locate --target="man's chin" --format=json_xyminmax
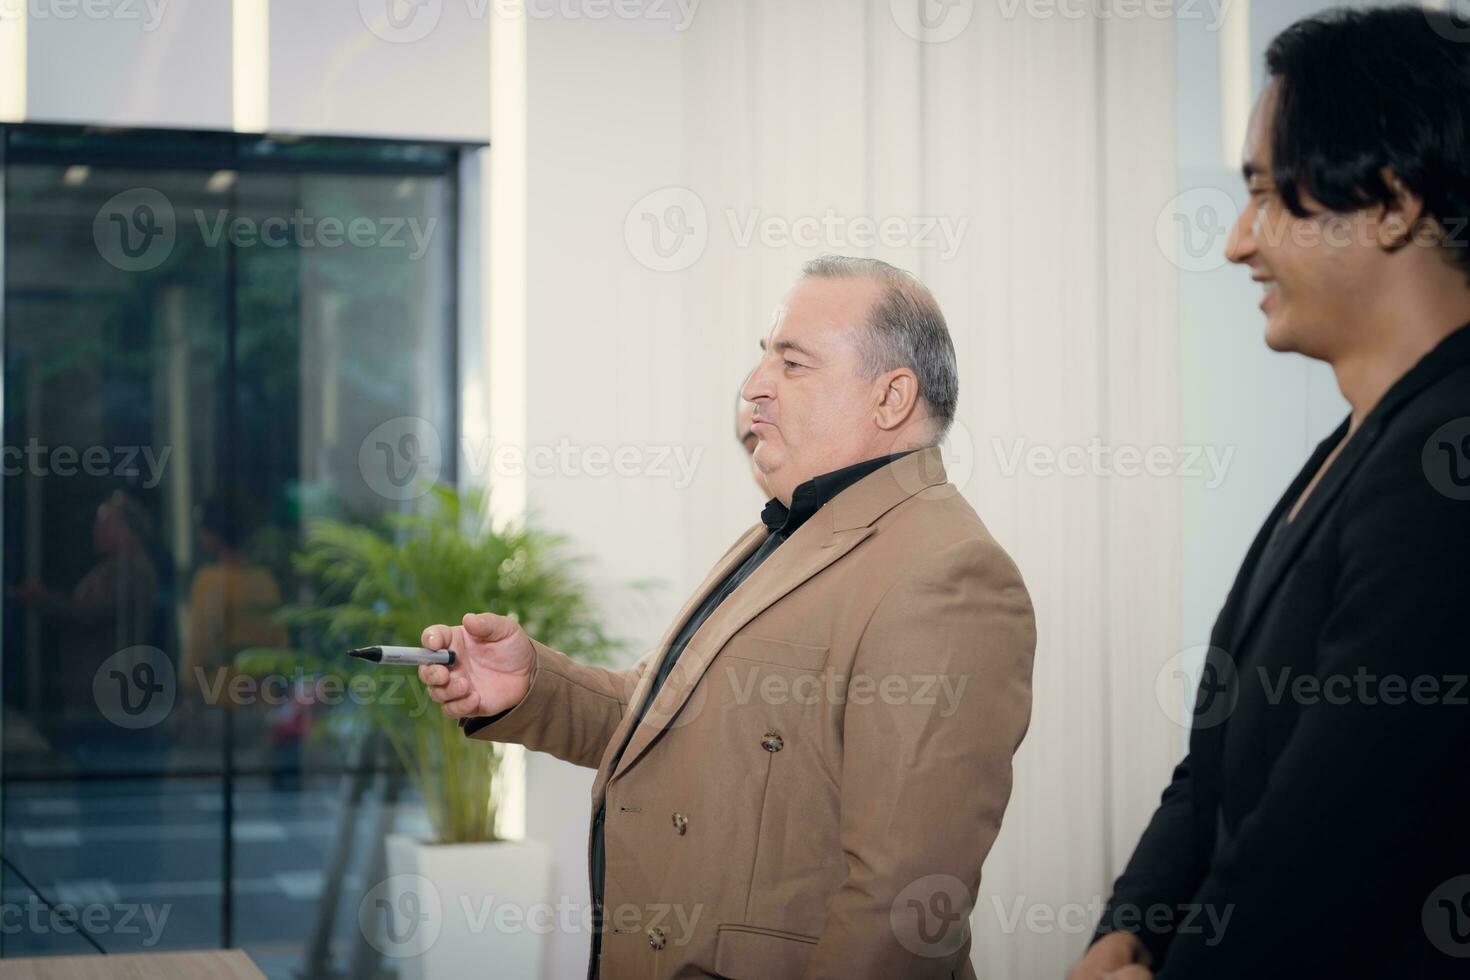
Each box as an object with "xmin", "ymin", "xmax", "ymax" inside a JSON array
[{"xmin": 1263, "ymin": 314, "xmax": 1296, "ymax": 354}]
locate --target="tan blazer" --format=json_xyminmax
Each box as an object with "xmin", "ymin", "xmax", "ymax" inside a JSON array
[{"xmin": 467, "ymin": 446, "xmax": 1036, "ymax": 979}]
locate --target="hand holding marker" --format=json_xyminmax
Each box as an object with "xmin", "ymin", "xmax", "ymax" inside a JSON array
[{"xmin": 348, "ymin": 645, "xmax": 456, "ymax": 667}]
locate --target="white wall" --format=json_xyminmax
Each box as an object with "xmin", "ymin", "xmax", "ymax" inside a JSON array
[
  {"xmin": 1175, "ymin": 0, "xmax": 1362, "ymax": 688},
  {"xmin": 6, "ymin": 0, "xmax": 490, "ymax": 140}
]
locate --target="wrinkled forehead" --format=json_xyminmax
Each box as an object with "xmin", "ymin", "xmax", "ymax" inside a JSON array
[{"xmin": 762, "ymin": 277, "xmax": 881, "ymax": 358}]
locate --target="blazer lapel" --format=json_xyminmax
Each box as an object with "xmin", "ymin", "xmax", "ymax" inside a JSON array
[
  {"xmin": 1227, "ymin": 321, "xmax": 1470, "ymax": 650},
  {"xmin": 1225, "ymin": 419, "xmax": 1355, "ymax": 650},
  {"xmin": 589, "ymin": 523, "xmax": 767, "ymax": 798},
  {"xmin": 605, "ymin": 446, "xmax": 948, "ymax": 784}
]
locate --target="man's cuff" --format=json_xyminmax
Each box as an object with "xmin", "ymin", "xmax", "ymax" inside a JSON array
[
  {"xmin": 461, "ymin": 707, "xmax": 513, "ymax": 737},
  {"xmin": 455, "ymin": 647, "xmax": 545, "ymax": 740},
  {"xmin": 1092, "ymin": 905, "xmax": 1170, "ymax": 970}
]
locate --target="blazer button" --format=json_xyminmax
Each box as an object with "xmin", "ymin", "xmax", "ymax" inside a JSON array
[
  {"xmin": 648, "ymin": 926, "xmax": 667, "ymax": 950},
  {"xmin": 761, "ymin": 731, "xmax": 784, "ymax": 753},
  {"xmin": 671, "ymin": 812, "xmax": 688, "ymax": 835}
]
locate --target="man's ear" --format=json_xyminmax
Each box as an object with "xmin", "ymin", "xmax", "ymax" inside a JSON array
[
  {"xmin": 1376, "ymin": 167, "xmax": 1427, "ymax": 252},
  {"xmin": 873, "ymin": 369, "xmax": 921, "ymax": 432}
]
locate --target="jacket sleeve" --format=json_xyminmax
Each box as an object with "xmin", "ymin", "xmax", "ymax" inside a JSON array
[
  {"xmin": 458, "ymin": 638, "xmax": 657, "ymax": 770},
  {"xmin": 1091, "ymin": 754, "xmax": 1211, "ymax": 966},
  {"xmin": 1156, "ymin": 429, "xmax": 1470, "ymax": 976},
  {"xmin": 802, "ymin": 536, "xmax": 1036, "ymax": 980}
]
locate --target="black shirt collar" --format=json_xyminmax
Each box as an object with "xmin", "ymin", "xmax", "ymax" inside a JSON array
[{"xmin": 759, "ymin": 449, "xmax": 918, "ymax": 537}]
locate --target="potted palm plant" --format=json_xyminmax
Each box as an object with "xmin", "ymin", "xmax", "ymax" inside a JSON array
[{"xmin": 239, "ymin": 485, "xmax": 620, "ymax": 979}]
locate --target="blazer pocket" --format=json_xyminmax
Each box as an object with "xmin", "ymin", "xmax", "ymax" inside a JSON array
[
  {"xmin": 714, "ymin": 923, "xmax": 819, "ymax": 979},
  {"xmin": 720, "ymin": 634, "xmax": 829, "ymax": 671}
]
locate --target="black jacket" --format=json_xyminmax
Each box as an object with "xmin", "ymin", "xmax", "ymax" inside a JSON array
[{"xmin": 1097, "ymin": 322, "xmax": 1470, "ymax": 977}]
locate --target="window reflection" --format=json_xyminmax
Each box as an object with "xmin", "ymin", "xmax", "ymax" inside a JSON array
[{"xmin": 1, "ymin": 129, "xmax": 457, "ymax": 975}]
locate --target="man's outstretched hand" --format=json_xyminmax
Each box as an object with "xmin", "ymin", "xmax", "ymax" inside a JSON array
[{"xmin": 418, "ymin": 612, "xmax": 535, "ymax": 719}]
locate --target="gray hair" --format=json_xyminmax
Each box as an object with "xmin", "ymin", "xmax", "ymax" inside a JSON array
[{"xmin": 800, "ymin": 255, "xmax": 958, "ymax": 442}]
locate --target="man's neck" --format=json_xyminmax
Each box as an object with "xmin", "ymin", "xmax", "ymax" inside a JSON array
[
  {"xmin": 771, "ymin": 434, "xmax": 932, "ymax": 508},
  {"xmin": 1330, "ymin": 292, "xmax": 1470, "ymax": 433}
]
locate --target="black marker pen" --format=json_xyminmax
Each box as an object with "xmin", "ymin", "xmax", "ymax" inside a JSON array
[{"xmin": 347, "ymin": 645, "xmax": 456, "ymax": 667}]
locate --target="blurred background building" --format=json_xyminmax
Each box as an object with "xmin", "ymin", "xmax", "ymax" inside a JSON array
[{"xmin": 0, "ymin": 0, "xmax": 1385, "ymax": 976}]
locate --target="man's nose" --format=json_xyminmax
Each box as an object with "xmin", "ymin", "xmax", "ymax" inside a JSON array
[
  {"xmin": 1225, "ymin": 200, "xmax": 1256, "ymax": 265},
  {"xmin": 741, "ymin": 360, "xmax": 774, "ymax": 403}
]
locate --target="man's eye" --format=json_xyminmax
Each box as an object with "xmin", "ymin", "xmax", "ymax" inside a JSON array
[{"xmin": 783, "ymin": 359, "xmax": 802, "ymax": 369}]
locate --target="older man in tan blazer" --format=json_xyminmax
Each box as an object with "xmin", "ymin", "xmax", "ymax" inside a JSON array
[{"xmin": 420, "ymin": 256, "xmax": 1035, "ymax": 980}]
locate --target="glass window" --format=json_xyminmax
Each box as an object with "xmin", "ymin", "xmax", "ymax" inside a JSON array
[{"xmin": 1, "ymin": 127, "xmax": 458, "ymax": 976}]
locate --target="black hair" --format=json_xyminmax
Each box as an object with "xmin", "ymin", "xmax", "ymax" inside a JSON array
[{"xmin": 1264, "ymin": 6, "xmax": 1470, "ymax": 284}]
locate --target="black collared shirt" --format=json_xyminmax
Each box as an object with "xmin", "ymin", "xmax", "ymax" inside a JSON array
[{"xmin": 588, "ymin": 448, "xmax": 916, "ymax": 974}]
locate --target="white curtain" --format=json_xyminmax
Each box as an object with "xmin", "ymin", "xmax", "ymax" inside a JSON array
[
  {"xmin": 513, "ymin": 2, "xmax": 1182, "ymax": 975},
  {"xmin": 674, "ymin": 3, "xmax": 1181, "ymax": 975}
]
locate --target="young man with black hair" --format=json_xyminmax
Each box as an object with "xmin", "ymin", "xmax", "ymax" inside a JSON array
[{"xmin": 1073, "ymin": 6, "xmax": 1470, "ymax": 978}]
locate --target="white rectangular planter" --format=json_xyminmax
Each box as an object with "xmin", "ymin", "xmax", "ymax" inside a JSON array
[{"xmin": 375, "ymin": 834, "xmax": 553, "ymax": 980}]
